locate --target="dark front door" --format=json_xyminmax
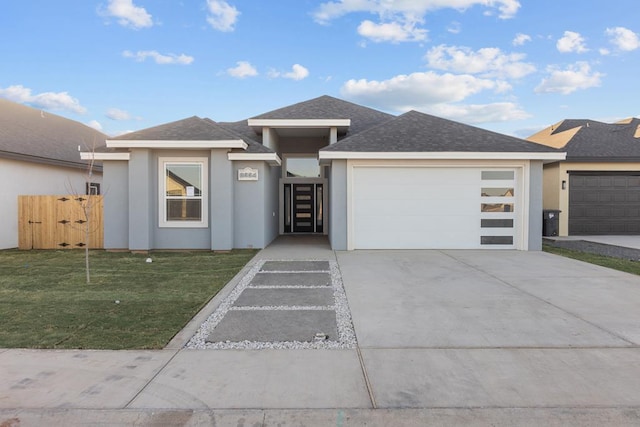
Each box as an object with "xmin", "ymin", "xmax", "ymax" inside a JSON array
[{"xmin": 284, "ymin": 183, "xmax": 323, "ymax": 233}]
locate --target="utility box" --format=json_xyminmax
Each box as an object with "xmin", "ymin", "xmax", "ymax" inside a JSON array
[{"xmin": 542, "ymin": 209, "xmax": 561, "ymax": 237}]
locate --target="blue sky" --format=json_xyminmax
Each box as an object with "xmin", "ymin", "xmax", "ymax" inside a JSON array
[{"xmin": 1, "ymin": 0, "xmax": 639, "ymax": 138}]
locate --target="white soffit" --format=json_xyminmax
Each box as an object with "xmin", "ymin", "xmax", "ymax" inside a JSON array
[
  {"xmin": 106, "ymin": 140, "xmax": 248, "ymax": 149},
  {"xmin": 248, "ymin": 119, "xmax": 351, "ymax": 133},
  {"xmin": 80, "ymin": 152, "xmax": 130, "ymax": 160},
  {"xmin": 318, "ymin": 151, "xmax": 566, "ymax": 161},
  {"xmin": 228, "ymin": 152, "xmax": 282, "ymax": 166}
]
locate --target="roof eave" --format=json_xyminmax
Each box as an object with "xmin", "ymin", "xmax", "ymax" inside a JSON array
[
  {"xmin": 81, "ymin": 152, "xmax": 131, "ymax": 161},
  {"xmin": 318, "ymin": 151, "xmax": 566, "ymax": 161},
  {"xmin": 106, "ymin": 139, "xmax": 248, "ymax": 150},
  {"xmin": 0, "ymin": 150, "xmax": 103, "ymax": 172},
  {"xmin": 227, "ymin": 152, "xmax": 282, "ymax": 166}
]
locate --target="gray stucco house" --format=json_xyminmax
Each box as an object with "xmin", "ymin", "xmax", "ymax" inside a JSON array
[{"xmin": 86, "ymin": 96, "xmax": 564, "ymax": 251}]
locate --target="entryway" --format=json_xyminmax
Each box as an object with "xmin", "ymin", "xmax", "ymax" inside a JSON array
[{"xmin": 283, "ymin": 183, "xmax": 324, "ymax": 233}]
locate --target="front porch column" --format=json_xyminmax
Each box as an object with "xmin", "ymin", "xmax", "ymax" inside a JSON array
[
  {"xmin": 330, "ymin": 127, "xmax": 338, "ymax": 144},
  {"xmin": 210, "ymin": 149, "xmax": 234, "ymax": 250}
]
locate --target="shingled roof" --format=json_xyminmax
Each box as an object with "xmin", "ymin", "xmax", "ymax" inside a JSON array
[
  {"xmin": 527, "ymin": 118, "xmax": 640, "ymax": 161},
  {"xmin": 0, "ymin": 98, "xmax": 107, "ymax": 169},
  {"xmin": 322, "ymin": 110, "xmax": 561, "ymax": 153},
  {"xmin": 112, "ymin": 116, "xmax": 273, "ymax": 153},
  {"xmin": 246, "ymin": 95, "xmax": 394, "ymax": 138}
]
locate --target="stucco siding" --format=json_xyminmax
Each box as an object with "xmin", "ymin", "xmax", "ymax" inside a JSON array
[
  {"xmin": 233, "ymin": 161, "xmax": 265, "ymax": 249},
  {"xmin": 542, "ymin": 162, "xmax": 561, "ymax": 211},
  {"xmin": 128, "ymin": 149, "xmax": 153, "ymax": 250},
  {"xmin": 210, "ymin": 149, "xmax": 234, "ymax": 250},
  {"xmin": 0, "ymin": 158, "xmax": 99, "ymax": 249},
  {"xmin": 329, "ymin": 160, "xmax": 348, "ymax": 250},
  {"xmin": 528, "ymin": 160, "xmax": 543, "ymax": 250},
  {"xmin": 264, "ymin": 163, "xmax": 280, "ymax": 247},
  {"xmin": 103, "ymin": 161, "xmax": 129, "ymax": 249}
]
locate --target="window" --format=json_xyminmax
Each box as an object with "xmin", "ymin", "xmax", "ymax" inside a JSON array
[
  {"xmin": 286, "ymin": 157, "xmax": 320, "ymax": 178},
  {"xmin": 86, "ymin": 182, "xmax": 100, "ymax": 195},
  {"xmin": 159, "ymin": 157, "xmax": 208, "ymax": 228}
]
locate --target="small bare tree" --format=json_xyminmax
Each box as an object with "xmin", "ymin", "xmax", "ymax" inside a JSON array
[{"xmin": 67, "ymin": 138, "xmax": 102, "ymax": 284}]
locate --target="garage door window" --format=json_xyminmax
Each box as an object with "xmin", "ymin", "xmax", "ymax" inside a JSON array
[{"xmin": 480, "ymin": 170, "xmax": 515, "ymax": 246}]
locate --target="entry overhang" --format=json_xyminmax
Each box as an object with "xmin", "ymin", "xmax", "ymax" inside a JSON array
[{"xmin": 247, "ymin": 119, "xmax": 351, "ymax": 135}]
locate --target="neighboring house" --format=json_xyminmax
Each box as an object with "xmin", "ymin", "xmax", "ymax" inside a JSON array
[
  {"xmin": 87, "ymin": 96, "xmax": 564, "ymax": 252},
  {"xmin": 528, "ymin": 118, "xmax": 640, "ymax": 236},
  {"xmin": 0, "ymin": 98, "xmax": 106, "ymax": 249}
]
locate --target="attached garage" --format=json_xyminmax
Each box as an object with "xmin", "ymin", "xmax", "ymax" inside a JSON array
[
  {"xmin": 569, "ymin": 173, "xmax": 640, "ymax": 235},
  {"xmin": 321, "ymin": 110, "xmax": 564, "ymax": 251},
  {"xmin": 351, "ymin": 166, "xmax": 519, "ymax": 249}
]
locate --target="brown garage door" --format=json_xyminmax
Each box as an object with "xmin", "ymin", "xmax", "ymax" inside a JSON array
[{"xmin": 569, "ymin": 173, "xmax": 640, "ymax": 235}]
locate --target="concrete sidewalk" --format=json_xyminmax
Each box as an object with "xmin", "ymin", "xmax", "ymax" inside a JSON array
[{"xmin": 3, "ymin": 237, "xmax": 640, "ymax": 426}]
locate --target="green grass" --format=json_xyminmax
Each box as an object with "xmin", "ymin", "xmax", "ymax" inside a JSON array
[
  {"xmin": 0, "ymin": 249, "xmax": 257, "ymax": 349},
  {"xmin": 543, "ymin": 244, "xmax": 640, "ymax": 276}
]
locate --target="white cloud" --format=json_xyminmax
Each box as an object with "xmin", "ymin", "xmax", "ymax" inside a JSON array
[
  {"xmin": 313, "ymin": 1, "xmax": 518, "ymax": 44},
  {"xmin": 0, "ymin": 84, "xmax": 86, "ymax": 114},
  {"xmin": 599, "ymin": 48, "xmax": 611, "ymax": 56},
  {"xmin": 556, "ymin": 31, "xmax": 588, "ymax": 53},
  {"xmin": 606, "ymin": 27, "xmax": 640, "ymax": 51},
  {"xmin": 313, "ymin": 0, "xmax": 520, "ymax": 23},
  {"xmin": 122, "ymin": 50, "xmax": 194, "ymax": 65},
  {"xmin": 206, "ymin": 0, "xmax": 240, "ymax": 32},
  {"xmin": 283, "ymin": 64, "xmax": 310, "ymax": 80},
  {"xmin": 227, "ymin": 61, "xmax": 258, "ymax": 78},
  {"xmin": 447, "ymin": 21, "xmax": 461, "ymax": 34},
  {"xmin": 341, "ymin": 71, "xmax": 504, "ymax": 109},
  {"xmin": 269, "ymin": 64, "xmax": 310, "ymax": 81},
  {"xmin": 512, "ymin": 33, "xmax": 531, "ymax": 46},
  {"xmin": 357, "ymin": 20, "xmax": 427, "ymax": 42},
  {"xmin": 535, "ymin": 62, "xmax": 603, "ymax": 94},
  {"xmin": 87, "ymin": 120, "xmax": 103, "ymax": 131},
  {"xmin": 340, "ymin": 72, "xmax": 528, "ymax": 123},
  {"xmin": 103, "ymin": 0, "xmax": 153, "ymax": 29},
  {"xmin": 425, "ymin": 102, "xmax": 530, "ymax": 123},
  {"xmin": 106, "ymin": 108, "xmax": 132, "ymax": 121},
  {"xmin": 425, "ymin": 44, "xmax": 536, "ymax": 79}
]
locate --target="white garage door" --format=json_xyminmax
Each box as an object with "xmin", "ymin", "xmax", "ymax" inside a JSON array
[{"xmin": 351, "ymin": 167, "xmax": 517, "ymax": 249}]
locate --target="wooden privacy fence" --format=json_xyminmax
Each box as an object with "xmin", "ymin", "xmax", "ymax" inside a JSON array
[{"xmin": 18, "ymin": 195, "xmax": 104, "ymax": 250}]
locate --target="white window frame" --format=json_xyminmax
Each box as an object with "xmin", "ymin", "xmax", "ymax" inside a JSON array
[{"xmin": 158, "ymin": 157, "xmax": 208, "ymax": 228}]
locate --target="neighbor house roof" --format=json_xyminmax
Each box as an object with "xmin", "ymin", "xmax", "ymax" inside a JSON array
[
  {"xmin": 0, "ymin": 98, "xmax": 107, "ymax": 170},
  {"xmin": 320, "ymin": 110, "xmax": 564, "ymax": 160},
  {"xmin": 527, "ymin": 118, "xmax": 640, "ymax": 161}
]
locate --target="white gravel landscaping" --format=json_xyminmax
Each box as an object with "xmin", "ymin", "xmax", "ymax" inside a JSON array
[{"xmin": 186, "ymin": 259, "xmax": 357, "ymax": 350}]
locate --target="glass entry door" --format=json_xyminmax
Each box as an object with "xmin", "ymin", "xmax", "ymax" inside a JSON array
[{"xmin": 284, "ymin": 183, "xmax": 323, "ymax": 233}]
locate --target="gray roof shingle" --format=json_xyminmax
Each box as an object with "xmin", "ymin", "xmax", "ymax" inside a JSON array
[
  {"xmin": 113, "ymin": 116, "xmax": 273, "ymax": 154},
  {"xmin": 552, "ymin": 119, "xmax": 640, "ymax": 160},
  {"xmin": 0, "ymin": 98, "xmax": 107, "ymax": 169},
  {"xmin": 250, "ymin": 95, "xmax": 394, "ymax": 138},
  {"xmin": 322, "ymin": 110, "xmax": 561, "ymax": 153}
]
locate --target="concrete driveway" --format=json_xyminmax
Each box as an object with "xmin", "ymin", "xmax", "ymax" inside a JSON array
[
  {"xmin": 337, "ymin": 249, "xmax": 640, "ymax": 411},
  {"xmin": 3, "ymin": 241, "xmax": 640, "ymax": 425}
]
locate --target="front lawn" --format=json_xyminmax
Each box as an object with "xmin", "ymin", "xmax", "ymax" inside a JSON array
[
  {"xmin": 543, "ymin": 244, "xmax": 640, "ymax": 276},
  {"xmin": 0, "ymin": 249, "xmax": 257, "ymax": 349}
]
